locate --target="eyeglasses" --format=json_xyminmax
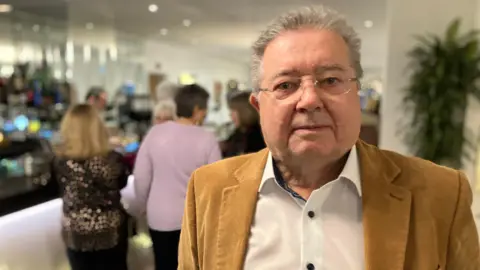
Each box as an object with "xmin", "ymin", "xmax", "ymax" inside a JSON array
[{"xmin": 257, "ymin": 76, "xmax": 359, "ymax": 100}]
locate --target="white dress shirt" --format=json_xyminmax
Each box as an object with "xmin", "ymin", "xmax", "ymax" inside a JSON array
[{"xmin": 244, "ymin": 146, "xmax": 364, "ymax": 270}]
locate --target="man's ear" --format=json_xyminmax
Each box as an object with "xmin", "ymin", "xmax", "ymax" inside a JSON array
[{"xmin": 249, "ymin": 94, "xmax": 260, "ymax": 111}]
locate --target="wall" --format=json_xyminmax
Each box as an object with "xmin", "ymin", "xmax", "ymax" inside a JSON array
[
  {"xmin": 471, "ymin": 3, "xmax": 480, "ymax": 190},
  {"xmin": 143, "ymin": 41, "xmax": 250, "ymax": 124}
]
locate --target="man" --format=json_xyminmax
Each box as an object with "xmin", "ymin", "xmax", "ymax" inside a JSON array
[
  {"xmin": 85, "ymin": 86, "xmax": 118, "ymax": 126},
  {"xmin": 178, "ymin": 6, "xmax": 480, "ymax": 270},
  {"xmin": 85, "ymin": 86, "xmax": 108, "ymax": 111}
]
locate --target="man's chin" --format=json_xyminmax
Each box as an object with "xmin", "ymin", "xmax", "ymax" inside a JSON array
[{"xmin": 289, "ymin": 142, "xmax": 336, "ymax": 158}]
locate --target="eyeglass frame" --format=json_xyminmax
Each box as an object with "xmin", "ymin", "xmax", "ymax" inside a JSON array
[{"xmin": 255, "ymin": 76, "xmax": 360, "ymax": 100}]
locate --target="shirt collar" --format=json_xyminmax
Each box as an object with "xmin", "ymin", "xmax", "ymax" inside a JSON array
[{"xmin": 259, "ymin": 145, "xmax": 362, "ymax": 196}]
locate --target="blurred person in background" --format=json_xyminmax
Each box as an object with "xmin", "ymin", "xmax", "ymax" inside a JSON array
[
  {"xmin": 152, "ymin": 98, "xmax": 177, "ymax": 125},
  {"xmin": 85, "ymin": 86, "xmax": 117, "ymax": 125},
  {"xmin": 221, "ymin": 91, "xmax": 265, "ymax": 157},
  {"xmin": 134, "ymin": 84, "xmax": 221, "ymax": 270},
  {"xmin": 178, "ymin": 6, "xmax": 479, "ymax": 270},
  {"xmin": 155, "ymin": 81, "xmax": 179, "ymax": 101},
  {"xmin": 51, "ymin": 104, "xmax": 130, "ymax": 270},
  {"xmin": 85, "ymin": 87, "xmax": 108, "ymax": 111}
]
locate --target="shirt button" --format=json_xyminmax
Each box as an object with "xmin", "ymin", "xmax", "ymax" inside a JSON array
[
  {"xmin": 306, "ymin": 263, "xmax": 315, "ymax": 270},
  {"xmin": 307, "ymin": 211, "xmax": 315, "ymax": 218}
]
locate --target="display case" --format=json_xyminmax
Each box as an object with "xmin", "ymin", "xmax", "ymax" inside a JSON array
[{"xmin": 0, "ymin": 133, "xmax": 56, "ymax": 217}]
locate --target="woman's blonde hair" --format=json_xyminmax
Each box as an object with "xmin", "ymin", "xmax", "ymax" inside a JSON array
[{"xmin": 58, "ymin": 104, "xmax": 111, "ymax": 159}]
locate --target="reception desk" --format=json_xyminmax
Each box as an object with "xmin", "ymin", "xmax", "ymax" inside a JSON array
[
  {"xmin": 0, "ymin": 176, "xmax": 58, "ymax": 217},
  {"xmin": 0, "ymin": 176, "xmax": 137, "ymax": 269},
  {"xmin": 0, "ymin": 199, "xmax": 66, "ymax": 269}
]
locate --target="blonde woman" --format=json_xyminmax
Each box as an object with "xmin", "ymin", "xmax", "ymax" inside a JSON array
[{"xmin": 52, "ymin": 104, "xmax": 130, "ymax": 270}]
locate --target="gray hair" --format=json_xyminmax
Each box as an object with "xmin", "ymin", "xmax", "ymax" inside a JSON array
[
  {"xmin": 156, "ymin": 81, "xmax": 179, "ymax": 100},
  {"xmin": 153, "ymin": 98, "xmax": 177, "ymax": 122},
  {"xmin": 251, "ymin": 6, "xmax": 363, "ymax": 89}
]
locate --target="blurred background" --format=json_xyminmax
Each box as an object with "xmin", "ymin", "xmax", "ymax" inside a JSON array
[{"xmin": 0, "ymin": 0, "xmax": 479, "ymax": 269}]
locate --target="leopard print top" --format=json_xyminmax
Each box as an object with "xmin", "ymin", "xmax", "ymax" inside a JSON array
[{"xmin": 51, "ymin": 151, "xmax": 129, "ymax": 251}]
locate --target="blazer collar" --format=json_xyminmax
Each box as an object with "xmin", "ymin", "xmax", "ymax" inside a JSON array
[
  {"xmin": 214, "ymin": 150, "xmax": 268, "ymax": 270},
  {"xmin": 356, "ymin": 140, "xmax": 412, "ymax": 270},
  {"xmin": 216, "ymin": 140, "xmax": 411, "ymax": 270}
]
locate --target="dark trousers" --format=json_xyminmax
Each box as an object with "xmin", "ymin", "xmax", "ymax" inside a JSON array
[
  {"xmin": 66, "ymin": 241, "xmax": 128, "ymax": 270},
  {"xmin": 149, "ymin": 229, "xmax": 181, "ymax": 270}
]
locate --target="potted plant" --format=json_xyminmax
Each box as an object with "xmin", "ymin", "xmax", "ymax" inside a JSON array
[{"xmin": 403, "ymin": 18, "xmax": 480, "ymax": 169}]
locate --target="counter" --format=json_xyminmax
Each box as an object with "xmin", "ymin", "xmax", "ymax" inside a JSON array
[
  {"xmin": 0, "ymin": 176, "xmax": 58, "ymax": 217},
  {"xmin": 0, "ymin": 176, "xmax": 138, "ymax": 268}
]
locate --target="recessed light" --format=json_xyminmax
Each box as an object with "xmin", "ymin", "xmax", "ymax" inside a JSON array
[
  {"xmin": 86, "ymin": 23, "xmax": 94, "ymax": 30},
  {"xmin": 148, "ymin": 4, "xmax": 158, "ymax": 13},
  {"xmin": 364, "ymin": 20, "xmax": 373, "ymax": 28},
  {"xmin": 0, "ymin": 4, "xmax": 12, "ymax": 13},
  {"xmin": 32, "ymin": 24, "xmax": 40, "ymax": 32},
  {"xmin": 183, "ymin": 19, "xmax": 191, "ymax": 27},
  {"xmin": 160, "ymin": 28, "xmax": 168, "ymax": 35}
]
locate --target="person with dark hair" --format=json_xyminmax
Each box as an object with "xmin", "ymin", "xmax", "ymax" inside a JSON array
[
  {"xmin": 174, "ymin": 84, "xmax": 210, "ymax": 125},
  {"xmin": 221, "ymin": 91, "xmax": 266, "ymax": 157},
  {"xmin": 133, "ymin": 83, "xmax": 221, "ymax": 270}
]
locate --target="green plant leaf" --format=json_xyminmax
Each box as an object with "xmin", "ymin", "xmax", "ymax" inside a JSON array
[{"xmin": 446, "ymin": 18, "xmax": 461, "ymax": 43}]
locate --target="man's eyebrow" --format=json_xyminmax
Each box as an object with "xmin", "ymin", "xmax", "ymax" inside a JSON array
[
  {"xmin": 266, "ymin": 64, "xmax": 349, "ymax": 83},
  {"xmin": 314, "ymin": 64, "xmax": 347, "ymax": 73},
  {"xmin": 269, "ymin": 69, "xmax": 302, "ymax": 82},
  {"xmin": 272, "ymin": 65, "xmax": 347, "ymax": 77}
]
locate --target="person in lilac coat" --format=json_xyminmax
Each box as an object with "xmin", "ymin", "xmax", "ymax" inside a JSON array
[{"xmin": 133, "ymin": 84, "xmax": 221, "ymax": 270}]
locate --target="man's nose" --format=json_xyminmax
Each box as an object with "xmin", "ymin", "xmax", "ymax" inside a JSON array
[{"xmin": 296, "ymin": 81, "xmax": 324, "ymax": 112}]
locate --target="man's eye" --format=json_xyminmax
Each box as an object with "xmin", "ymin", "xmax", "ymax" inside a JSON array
[
  {"xmin": 321, "ymin": 77, "xmax": 341, "ymax": 85},
  {"xmin": 276, "ymin": 82, "xmax": 296, "ymax": 90}
]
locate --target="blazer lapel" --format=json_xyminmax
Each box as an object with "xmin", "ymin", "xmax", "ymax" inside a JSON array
[
  {"xmin": 357, "ymin": 141, "xmax": 412, "ymax": 270},
  {"xmin": 215, "ymin": 150, "xmax": 269, "ymax": 270}
]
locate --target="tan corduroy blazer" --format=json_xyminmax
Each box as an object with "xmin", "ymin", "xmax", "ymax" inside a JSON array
[{"xmin": 178, "ymin": 141, "xmax": 480, "ymax": 270}]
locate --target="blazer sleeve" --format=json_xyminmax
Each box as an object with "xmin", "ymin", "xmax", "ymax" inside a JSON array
[
  {"xmin": 178, "ymin": 171, "xmax": 200, "ymax": 270},
  {"xmin": 445, "ymin": 171, "xmax": 480, "ymax": 269}
]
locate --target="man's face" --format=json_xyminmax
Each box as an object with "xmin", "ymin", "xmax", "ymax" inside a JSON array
[
  {"xmin": 88, "ymin": 92, "xmax": 107, "ymax": 110},
  {"xmin": 252, "ymin": 28, "xmax": 361, "ymax": 160}
]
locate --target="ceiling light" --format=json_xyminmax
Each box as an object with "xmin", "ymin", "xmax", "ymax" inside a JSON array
[
  {"xmin": 160, "ymin": 28, "xmax": 168, "ymax": 35},
  {"xmin": 0, "ymin": 5, "xmax": 12, "ymax": 13},
  {"xmin": 148, "ymin": 4, "xmax": 158, "ymax": 13},
  {"xmin": 183, "ymin": 19, "xmax": 191, "ymax": 27},
  {"xmin": 32, "ymin": 25, "xmax": 40, "ymax": 32},
  {"xmin": 364, "ymin": 20, "xmax": 373, "ymax": 28},
  {"xmin": 86, "ymin": 23, "xmax": 94, "ymax": 30}
]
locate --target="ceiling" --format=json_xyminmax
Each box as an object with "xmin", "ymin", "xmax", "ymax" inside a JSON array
[{"xmin": 4, "ymin": 0, "xmax": 388, "ymax": 70}]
